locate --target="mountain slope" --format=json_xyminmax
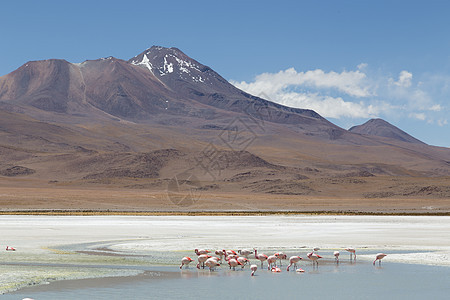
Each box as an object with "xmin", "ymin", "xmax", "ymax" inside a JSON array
[
  {"xmin": 1, "ymin": 46, "xmax": 450, "ymax": 207},
  {"xmin": 349, "ymin": 118, "xmax": 425, "ymax": 144}
]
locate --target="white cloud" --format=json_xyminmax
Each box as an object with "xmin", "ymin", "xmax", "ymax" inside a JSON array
[
  {"xmin": 231, "ymin": 65, "xmax": 446, "ymax": 122},
  {"xmin": 231, "ymin": 66, "xmax": 378, "ymax": 119},
  {"xmin": 437, "ymin": 119, "xmax": 448, "ymax": 126},
  {"xmin": 232, "ymin": 67, "xmax": 373, "ymax": 98},
  {"xmin": 393, "ymin": 70, "xmax": 413, "ymax": 88},
  {"xmin": 357, "ymin": 63, "xmax": 368, "ymax": 70},
  {"xmin": 429, "ymin": 104, "xmax": 442, "ymax": 111},
  {"xmin": 409, "ymin": 113, "xmax": 426, "ymax": 121},
  {"xmin": 274, "ymin": 92, "xmax": 379, "ymax": 119}
]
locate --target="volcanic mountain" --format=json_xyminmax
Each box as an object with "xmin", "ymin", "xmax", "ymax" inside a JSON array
[
  {"xmin": 349, "ymin": 118, "xmax": 425, "ymax": 144},
  {"xmin": 1, "ymin": 46, "xmax": 450, "ymax": 211}
]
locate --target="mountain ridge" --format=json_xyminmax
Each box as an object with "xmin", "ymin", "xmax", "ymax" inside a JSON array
[{"xmin": 1, "ymin": 46, "xmax": 450, "ymax": 206}]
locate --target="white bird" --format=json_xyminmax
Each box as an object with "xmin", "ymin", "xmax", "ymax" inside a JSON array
[
  {"xmin": 237, "ymin": 257, "xmax": 249, "ymax": 268},
  {"xmin": 228, "ymin": 258, "xmax": 242, "ymax": 270},
  {"xmin": 195, "ymin": 248, "xmax": 210, "ymax": 256},
  {"xmin": 197, "ymin": 254, "xmax": 211, "ymax": 269},
  {"xmin": 267, "ymin": 255, "xmax": 278, "ymax": 270},
  {"xmin": 333, "ymin": 251, "xmax": 340, "ymax": 263},
  {"xmin": 250, "ymin": 264, "xmax": 258, "ymax": 276},
  {"xmin": 307, "ymin": 252, "xmax": 322, "ymax": 266},
  {"xmin": 286, "ymin": 256, "xmax": 302, "ymax": 271},
  {"xmin": 205, "ymin": 257, "xmax": 220, "ymax": 271},
  {"xmin": 238, "ymin": 249, "xmax": 253, "ymax": 258},
  {"xmin": 274, "ymin": 252, "xmax": 287, "ymax": 266},
  {"xmin": 214, "ymin": 250, "xmax": 224, "ymax": 261},
  {"xmin": 345, "ymin": 248, "xmax": 356, "ymax": 260},
  {"xmin": 180, "ymin": 256, "xmax": 194, "ymax": 269},
  {"xmin": 373, "ymin": 253, "xmax": 387, "ymax": 265},
  {"xmin": 254, "ymin": 249, "xmax": 268, "ymax": 268}
]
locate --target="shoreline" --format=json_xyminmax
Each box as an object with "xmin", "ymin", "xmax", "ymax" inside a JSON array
[
  {"xmin": 2, "ymin": 215, "xmax": 449, "ymax": 295},
  {"xmin": 1, "ymin": 210, "xmax": 449, "ymax": 216},
  {"xmin": 8, "ymin": 269, "xmax": 177, "ymax": 296}
]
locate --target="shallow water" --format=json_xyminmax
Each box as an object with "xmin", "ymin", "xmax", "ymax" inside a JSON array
[
  {"xmin": 2, "ymin": 215, "xmax": 450, "ymax": 298},
  {"xmin": 8, "ymin": 261, "xmax": 450, "ymax": 299}
]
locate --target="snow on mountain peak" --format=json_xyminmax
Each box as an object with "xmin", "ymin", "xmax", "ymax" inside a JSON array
[{"xmin": 130, "ymin": 46, "xmax": 209, "ymax": 82}]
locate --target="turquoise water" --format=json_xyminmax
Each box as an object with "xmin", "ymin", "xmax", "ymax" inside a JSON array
[{"xmin": 8, "ymin": 259, "xmax": 450, "ymax": 299}]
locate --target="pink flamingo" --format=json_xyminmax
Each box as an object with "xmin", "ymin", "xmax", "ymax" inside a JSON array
[
  {"xmin": 228, "ymin": 258, "xmax": 243, "ymax": 270},
  {"xmin": 345, "ymin": 248, "xmax": 356, "ymax": 260},
  {"xmin": 5, "ymin": 246, "xmax": 16, "ymax": 251},
  {"xmin": 238, "ymin": 249, "xmax": 253, "ymax": 259},
  {"xmin": 271, "ymin": 267, "xmax": 281, "ymax": 272},
  {"xmin": 180, "ymin": 256, "xmax": 194, "ymax": 269},
  {"xmin": 373, "ymin": 253, "xmax": 387, "ymax": 265},
  {"xmin": 205, "ymin": 257, "xmax": 220, "ymax": 271},
  {"xmin": 237, "ymin": 257, "xmax": 249, "ymax": 268},
  {"xmin": 214, "ymin": 250, "xmax": 224, "ymax": 261},
  {"xmin": 223, "ymin": 249, "xmax": 237, "ymax": 256},
  {"xmin": 250, "ymin": 264, "xmax": 258, "ymax": 276},
  {"xmin": 334, "ymin": 251, "xmax": 340, "ymax": 263},
  {"xmin": 227, "ymin": 254, "xmax": 239, "ymax": 260},
  {"xmin": 197, "ymin": 254, "xmax": 211, "ymax": 269},
  {"xmin": 286, "ymin": 256, "xmax": 302, "ymax": 271},
  {"xmin": 195, "ymin": 249, "xmax": 210, "ymax": 256},
  {"xmin": 254, "ymin": 249, "xmax": 268, "ymax": 268},
  {"xmin": 267, "ymin": 255, "xmax": 278, "ymax": 270},
  {"xmin": 307, "ymin": 252, "xmax": 322, "ymax": 266},
  {"xmin": 274, "ymin": 252, "xmax": 287, "ymax": 266}
]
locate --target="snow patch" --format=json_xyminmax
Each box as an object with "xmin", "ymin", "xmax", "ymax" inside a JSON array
[
  {"xmin": 131, "ymin": 54, "xmax": 154, "ymax": 74},
  {"xmin": 163, "ymin": 56, "xmax": 174, "ymax": 74}
]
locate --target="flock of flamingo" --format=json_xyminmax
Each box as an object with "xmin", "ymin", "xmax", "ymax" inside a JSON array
[{"xmin": 180, "ymin": 248, "xmax": 387, "ymax": 275}]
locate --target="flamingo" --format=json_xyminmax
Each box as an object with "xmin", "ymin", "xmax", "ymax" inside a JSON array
[
  {"xmin": 237, "ymin": 257, "xmax": 249, "ymax": 268},
  {"xmin": 286, "ymin": 256, "xmax": 302, "ymax": 271},
  {"xmin": 6, "ymin": 246, "xmax": 16, "ymax": 251},
  {"xmin": 271, "ymin": 267, "xmax": 281, "ymax": 272},
  {"xmin": 223, "ymin": 249, "xmax": 237, "ymax": 256},
  {"xmin": 195, "ymin": 249, "xmax": 210, "ymax": 256},
  {"xmin": 274, "ymin": 252, "xmax": 287, "ymax": 266},
  {"xmin": 238, "ymin": 249, "xmax": 253, "ymax": 259},
  {"xmin": 333, "ymin": 251, "xmax": 340, "ymax": 263},
  {"xmin": 228, "ymin": 258, "xmax": 242, "ymax": 270},
  {"xmin": 254, "ymin": 249, "xmax": 268, "ymax": 268},
  {"xmin": 180, "ymin": 256, "xmax": 194, "ymax": 269},
  {"xmin": 267, "ymin": 255, "xmax": 278, "ymax": 270},
  {"xmin": 313, "ymin": 247, "xmax": 320, "ymax": 252},
  {"xmin": 345, "ymin": 248, "xmax": 356, "ymax": 260},
  {"xmin": 205, "ymin": 257, "xmax": 221, "ymax": 271},
  {"xmin": 373, "ymin": 253, "xmax": 387, "ymax": 265},
  {"xmin": 250, "ymin": 264, "xmax": 258, "ymax": 276},
  {"xmin": 197, "ymin": 254, "xmax": 211, "ymax": 269},
  {"xmin": 227, "ymin": 254, "xmax": 239, "ymax": 260},
  {"xmin": 307, "ymin": 252, "xmax": 322, "ymax": 266},
  {"xmin": 214, "ymin": 250, "xmax": 224, "ymax": 261}
]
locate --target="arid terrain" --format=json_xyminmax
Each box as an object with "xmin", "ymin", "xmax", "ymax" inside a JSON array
[{"xmin": 0, "ymin": 46, "xmax": 449, "ymax": 213}]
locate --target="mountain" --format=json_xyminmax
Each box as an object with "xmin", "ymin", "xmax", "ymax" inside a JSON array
[
  {"xmin": 1, "ymin": 46, "xmax": 450, "ymax": 211},
  {"xmin": 349, "ymin": 118, "xmax": 425, "ymax": 144}
]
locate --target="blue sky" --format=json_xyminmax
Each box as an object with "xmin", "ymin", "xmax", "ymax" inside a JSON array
[{"xmin": 1, "ymin": 0, "xmax": 450, "ymax": 146}]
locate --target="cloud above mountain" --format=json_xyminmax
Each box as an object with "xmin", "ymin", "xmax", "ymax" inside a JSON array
[{"xmin": 231, "ymin": 65, "xmax": 447, "ymax": 124}]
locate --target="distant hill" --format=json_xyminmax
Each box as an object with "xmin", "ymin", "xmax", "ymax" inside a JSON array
[{"xmin": 349, "ymin": 118, "xmax": 425, "ymax": 144}]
